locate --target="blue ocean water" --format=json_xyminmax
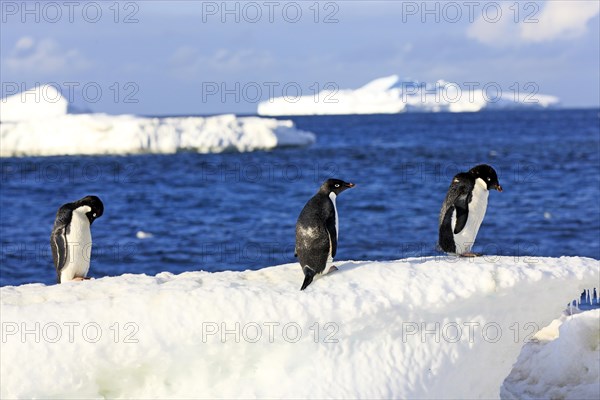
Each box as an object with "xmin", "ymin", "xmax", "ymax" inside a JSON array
[{"xmin": 1, "ymin": 110, "xmax": 599, "ymax": 290}]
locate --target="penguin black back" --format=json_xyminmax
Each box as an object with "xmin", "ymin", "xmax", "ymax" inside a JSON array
[
  {"xmin": 51, "ymin": 195, "xmax": 104, "ymax": 283},
  {"xmin": 438, "ymin": 165, "xmax": 502, "ymax": 255},
  {"xmin": 438, "ymin": 173, "xmax": 474, "ymax": 253},
  {"xmin": 296, "ymin": 179, "xmax": 355, "ymax": 290}
]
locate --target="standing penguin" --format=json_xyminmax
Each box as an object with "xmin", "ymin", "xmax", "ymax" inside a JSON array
[
  {"xmin": 50, "ymin": 195, "xmax": 104, "ymax": 283},
  {"xmin": 295, "ymin": 179, "xmax": 355, "ymax": 290},
  {"xmin": 438, "ymin": 165, "xmax": 502, "ymax": 256}
]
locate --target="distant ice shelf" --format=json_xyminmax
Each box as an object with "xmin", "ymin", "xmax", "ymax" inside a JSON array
[
  {"xmin": 257, "ymin": 75, "xmax": 561, "ymax": 116},
  {"xmin": 1, "ymin": 256, "xmax": 597, "ymax": 399},
  {"xmin": 0, "ymin": 85, "xmax": 315, "ymax": 157}
]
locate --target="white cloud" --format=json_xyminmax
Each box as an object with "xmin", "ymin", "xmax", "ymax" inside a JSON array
[
  {"xmin": 4, "ymin": 37, "xmax": 90, "ymax": 74},
  {"xmin": 520, "ymin": 1, "xmax": 600, "ymax": 42},
  {"xmin": 466, "ymin": 2, "xmax": 516, "ymax": 46},
  {"xmin": 14, "ymin": 36, "xmax": 34, "ymax": 50},
  {"xmin": 467, "ymin": 0, "xmax": 600, "ymax": 46}
]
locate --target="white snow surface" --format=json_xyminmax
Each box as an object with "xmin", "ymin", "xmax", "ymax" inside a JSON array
[
  {"xmin": 257, "ymin": 75, "xmax": 561, "ymax": 116},
  {"xmin": 502, "ymin": 309, "xmax": 600, "ymax": 400},
  {"xmin": 1, "ymin": 256, "xmax": 598, "ymax": 399},
  {"xmin": 0, "ymin": 86, "xmax": 315, "ymax": 157}
]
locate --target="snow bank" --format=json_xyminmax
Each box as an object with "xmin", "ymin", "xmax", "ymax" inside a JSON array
[
  {"xmin": 0, "ymin": 84, "xmax": 68, "ymax": 122},
  {"xmin": 257, "ymin": 75, "xmax": 561, "ymax": 116},
  {"xmin": 502, "ymin": 309, "xmax": 600, "ymax": 400},
  {"xmin": 1, "ymin": 256, "xmax": 597, "ymax": 399},
  {"xmin": 0, "ymin": 86, "xmax": 315, "ymax": 157}
]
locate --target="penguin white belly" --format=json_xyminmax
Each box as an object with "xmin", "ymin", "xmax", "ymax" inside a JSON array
[
  {"xmin": 324, "ymin": 241, "xmax": 334, "ymax": 273},
  {"xmin": 325, "ymin": 192, "xmax": 339, "ymax": 271},
  {"xmin": 452, "ymin": 178, "xmax": 488, "ymax": 254},
  {"xmin": 329, "ymin": 192, "xmax": 339, "ymax": 240},
  {"xmin": 61, "ymin": 207, "xmax": 92, "ymax": 282}
]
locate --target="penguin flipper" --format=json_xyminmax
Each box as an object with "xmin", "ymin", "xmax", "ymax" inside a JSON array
[
  {"xmin": 50, "ymin": 229, "xmax": 68, "ymax": 283},
  {"xmin": 300, "ymin": 267, "xmax": 316, "ymax": 291},
  {"xmin": 439, "ymin": 207, "xmax": 456, "ymax": 253},
  {"xmin": 50, "ymin": 206, "xmax": 73, "ymax": 283},
  {"xmin": 453, "ymin": 193, "xmax": 470, "ymax": 234}
]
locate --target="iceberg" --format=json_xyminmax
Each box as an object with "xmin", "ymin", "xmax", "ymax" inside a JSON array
[
  {"xmin": 1, "ymin": 256, "xmax": 597, "ymax": 399},
  {"xmin": 0, "ymin": 84, "xmax": 68, "ymax": 122},
  {"xmin": 0, "ymin": 113, "xmax": 316, "ymax": 157},
  {"xmin": 0, "ymin": 86, "xmax": 315, "ymax": 157},
  {"xmin": 257, "ymin": 75, "xmax": 561, "ymax": 116}
]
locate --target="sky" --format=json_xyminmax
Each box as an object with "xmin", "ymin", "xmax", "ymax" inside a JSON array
[{"xmin": 1, "ymin": 0, "xmax": 599, "ymax": 115}]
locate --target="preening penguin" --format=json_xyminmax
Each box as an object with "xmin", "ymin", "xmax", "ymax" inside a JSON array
[
  {"xmin": 50, "ymin": 195, "xmax": 104, "ymax": 283},
  {"xmin": 438, "ymin": 165, "xmax": 502, "ymax": 256},
  {"xmin": 295, "ymin": 179, "xmax": 355, "ymax": 290}
]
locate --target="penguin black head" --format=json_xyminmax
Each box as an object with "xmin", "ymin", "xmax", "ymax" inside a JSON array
[
  {"xmin": 75, "ymin": 195, "xmax": 104, "ymax": 224},
  {"xmin": 319, "ymin": 179, "xmax": 355, "ymax": 195},
  {"xmin": 469, "ymin": 164, "xmax": 503, "ymax": 192}
]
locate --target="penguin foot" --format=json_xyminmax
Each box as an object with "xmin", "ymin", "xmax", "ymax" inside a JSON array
[
  {"xmin": 329, "ymin": 265, "xmax": 339, "ymax": 273},
  {"xmin": 71, "ymin": 277, "xmax": 91, "ymax": 281},
  {"xmin": 460, "ymin": 252, "xmax": 482, "ymax": 257}
]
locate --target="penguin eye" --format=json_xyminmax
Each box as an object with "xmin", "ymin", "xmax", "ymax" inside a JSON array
[
  {"xmin": 93, "ymin": 213, "xmax": 97, "ymax": 217},
  {"xmin": 487, "ymin": 178, "xmax": 491, "ymax": 181},
  {"xmin": 334, "ymin": 184, "xmax": 340, "ymax": 188}
]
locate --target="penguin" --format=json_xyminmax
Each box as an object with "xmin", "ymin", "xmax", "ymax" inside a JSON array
[
  {"xmin": 438, "ymin": 165, "xmax": 502, "ymax": 256},
  {"xmin": 50, "ymin": 195, "xmax": 104, "ymax": 283},
  {"xmin": 295, "ymin": 179, "xmax": 355, "ymax": 290}
]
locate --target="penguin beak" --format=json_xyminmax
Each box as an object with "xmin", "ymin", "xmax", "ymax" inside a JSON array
[
  {"xmin": 345, "ymin": 182, "xmax": 355, "ymax": 188},
  {"xmin": 495, "ymin": 184, "xmax": 503, "ymax": 192}
]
